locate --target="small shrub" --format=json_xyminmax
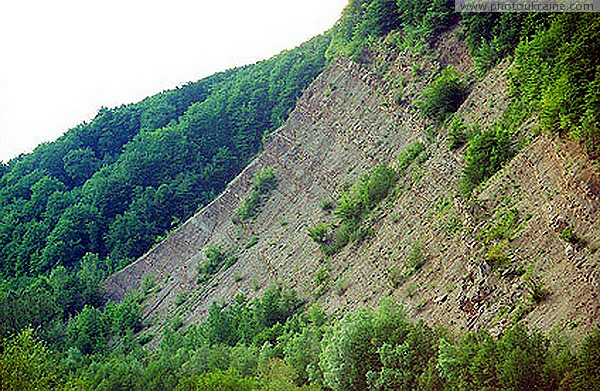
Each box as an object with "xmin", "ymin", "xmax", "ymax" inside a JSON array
[
  {"xmin": 406, "ymin": 243, "xmax": 426, "ymax": 274},
  {"xmin": 235, "ymin": 168, "xmax": 278, "ymax": 222},
  {"xmin": 417, "ymin": 67, "xmax": 468, "ymax": 122},
  {"xmin": 397, "ymin": 142, "xmax": 426, "ymax": 173},
  {"xmin": 307, "ymin": 223, "xmax": 330, "ymax": 245},
  {"xmin": 310, "ymin": 165, "xmax": 397, "ymax": 256},
  {"xmin": 524, "ymin": 274, "xmax": 550, "ymax": 305},
  {"xmin": 444, "ymin": 215, "xmax": 463, "ymax": 235},
  {"xmin": 314, "ymin": 267, "xmax": 331, "ymax": 298},
  {"xmin": 461, "ymin": 126, "xmax": 515, "ymax": 196},
  {"xmin": 448, "ymin": 117, "xmax": 468, "ymax": 149},
  {"xmin": 485, "ymin": 241, "xmax": 509, "ymax": 268},
  {"xmin": 336, "ymin": 164, "xmax": 398, "ymax": 224},
  {"xmin": 198, "ymin": 245, "xmax": 237, "ymax": 284},
  {"xmin": 559, "ymin": 228, "xmax": 587, "ymax": 247},
  {"xmin": 480, "ymin": 208, "xmax": 520, "ymax": 244}
]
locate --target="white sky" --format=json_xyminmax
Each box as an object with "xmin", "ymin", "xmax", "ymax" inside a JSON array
[{"xmin": 0, "ymin": 0, "xmax": 347, "ymax": 163}]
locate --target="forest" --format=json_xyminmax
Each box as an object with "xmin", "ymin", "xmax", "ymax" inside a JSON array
[
  {"xmin": 0, "ymin": 33, "xmax": 330, "ymax": 340},
  {"xmin": 2, "ymin": 0, "xmax": 600, "ymax": 389}
]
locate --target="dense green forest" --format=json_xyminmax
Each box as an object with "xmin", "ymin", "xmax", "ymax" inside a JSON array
[
  {"xmin": 2, "ymin": 0, "xmax": 600, "ymax": 389},
  {"xmin": 0, "ymin": 34, "xmax": 330, "ymax": 340},
  {"xmin": 3, "ymin": 288, "xmax": 600, "ymax": 390}
]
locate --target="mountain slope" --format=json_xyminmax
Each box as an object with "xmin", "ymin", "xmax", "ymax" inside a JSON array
[
  {"xmin": 105, "ymin": 25, "xmax": 599, "ymax": 340},
  {"xmin": 3, "ymin": 3, "xmax": 600, "ymax": 389}
]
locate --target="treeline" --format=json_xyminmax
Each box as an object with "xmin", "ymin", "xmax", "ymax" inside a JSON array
[
  {"xmin": 511, "ymin": 14, "xmax": 600, "ymax": 158},
  {"xmin": 2, "ymin": 290, "xmax": 599, "ymax": 390}
]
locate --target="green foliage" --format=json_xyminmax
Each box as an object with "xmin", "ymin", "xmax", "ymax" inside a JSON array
[
  {"xmin": 396, "ymin": 141, "xmax": 426, "ymax": 173},
  {"xmin": 485, "ymin": 241, "xmax": 509, "ymax": 269},
  {"xmin": 438, "ymin": 326, "xmax": 559, "ymax": 390},
  {"xmin": 198, "ymin": 245, "xmax": 237, "ymax": 283},
  {"xmin": 524, "ymin": 274, "xmax": 550, "ymax": 305},
  {"xmin": 479, "ymin": 208, "xmax": 520, "ymax": 245},
  {"xmin": 0, "ymin": 329, "xmax": 61, "ymax": 391},
  {"xmin": 202, "ymin": 285, "xmax": 301, "ymax": 348},
  {"xmin": 175, "ymin": 369, "xmax": 257, "ymax": 391},
  {"xmin": 461, "ymin": 126, "xmax": 515, "ymax": 195},
  {"xmin": 405, "ymin": 242, "xmax": 426, "ymax": 274},
  {"xmin": 448, "ymin": 117, "xmax": 468, "ymax": 150},
  {"xmin": 511, "ymin": 14, "xmax": 600, "ymax": 158},
  {"xmin": 104, "ymin": 293, "xmax": 144, "ymax": 336},
  {"xmin": 2, "ymin": 9, "xmax": 600, "ymax": 391},
  {"xmin": 1, "ymin": 289, "xmax": 596, "ymax": 391},
  {"xmin": 559, "ymin": 228, "xmax": 587, "ymax": 247},
  {"xmin": 314, "ymin": 267, "xmax": 331, "ymax": 298},
  {"xmin": 0, "ymin": 33, "xmax": 328, "ymax": 288},
  {"xmin": 309, "ymin": 165, "xmax": 397, "ymax": 256},
  {"xmin": 567, "ymin": 329, "xmax": 600, "ymax": 390},
  {"xmin": 336, "ymin": 165, "xmax": 397, "ymax": 225},
  {"xmin": 67, "ymin": 305, "xmax": 108, "ymax": 355},
  {"xmin": 461, "ymin": 13, "xmax": 549, "ymax": 71},
  {"xmin": 319, "ymin": 298, "xmax": 435, "ymax": 391},
  {"xmin": 326, "ymin": 0, "xmax": 454, "ymax": 61},
  {"xmin": 417, "ymin": 67, "xmax": 468, "ymax": 122},
  {"xmin": 307, "ymin": 223, "xmax": 330, "ymax": 245},
  {"xmin": 0, "ymin": 36, "xmax": 330, "ymax": 383},
  {"xmin": 0, "ymin": 259, "xmax": 109, "ymax": 342},
  {"xmin": 235, "ymin": 168, "xmax": 278, "ymax": 222}
]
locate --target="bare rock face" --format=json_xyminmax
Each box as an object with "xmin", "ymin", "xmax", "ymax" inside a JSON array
[
  {"xmin": 104, "ymin": 29, "xmax": 600, "ymax": 339},
  {"xmin": 104, "ymin": 56, "xmax": 411, "ymax": 328}
]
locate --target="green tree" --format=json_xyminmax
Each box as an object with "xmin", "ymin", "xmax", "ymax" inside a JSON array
[
  {"xmin": 1, "ymin": 329, "xmax": 60, "ymax": 391},
  {"xmin": 63, "ymin": 147, "xmax": 101, "ymax": 186},
  {"xmin": 67, "ymin": 305, "xmax": 108, "ymax": 354},
  {"xmin": 175, "ymin": 369, "xmax": 256, "ymax": 391}
]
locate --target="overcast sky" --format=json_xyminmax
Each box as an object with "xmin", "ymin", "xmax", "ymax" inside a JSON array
[{"xmin": 0, "ymin": 0, "xmax": 347, "ymax": 163}]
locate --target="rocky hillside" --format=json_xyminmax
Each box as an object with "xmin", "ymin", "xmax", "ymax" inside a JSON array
[{"xmin": 105, "ymin": 26, "xmax": 599, "ymax": 340}]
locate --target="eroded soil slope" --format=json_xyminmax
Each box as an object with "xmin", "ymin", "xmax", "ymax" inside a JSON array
[{"xmin": 105, "ymin": 29, "xmax": 599, "ymax": 338}]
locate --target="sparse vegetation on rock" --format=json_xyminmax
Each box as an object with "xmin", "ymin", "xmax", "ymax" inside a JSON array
[{"xmin": 235, "ymin": 168, "xmax": 278, "ymax": 222}]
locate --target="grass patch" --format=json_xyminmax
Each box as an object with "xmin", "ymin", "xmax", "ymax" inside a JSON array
[
  {"xmin": 308, "ymin": 164, "xmax": 397, "ymax": 256},
  {"xmin": 559, "ymin": 228, "xmax": 587, "ymax": 247},
  {"xmin": 234, "ymin": 168, "xmax": 278, "ymax": 222},
  {"xmin": 197, "ymin": 245, "xmax": 237, "ymax": 284}
]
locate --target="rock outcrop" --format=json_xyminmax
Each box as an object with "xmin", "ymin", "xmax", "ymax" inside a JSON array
[{"xmin": 104, "ymin": 29, "xmax": 600, "ymax": 339}]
